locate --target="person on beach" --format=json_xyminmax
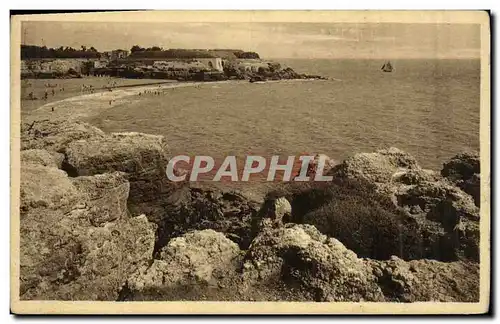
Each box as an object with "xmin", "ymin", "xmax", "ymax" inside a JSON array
[
  {"xmin": 51, "ymin": 89, "xmax": 55, "ymax": 96},
  {"xmin": 44, "ymin": 91, "xmax": 48, "ymax": 100}
]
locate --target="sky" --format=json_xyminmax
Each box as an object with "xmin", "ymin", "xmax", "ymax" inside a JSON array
[{"xmin": 21, "ymin": 21, "xmax": 480, "ymax": 59}]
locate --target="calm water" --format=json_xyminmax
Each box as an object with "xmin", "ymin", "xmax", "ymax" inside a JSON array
[{"xmin": 90, "ymin": 59, "xmax": 480, "ymax": 170}]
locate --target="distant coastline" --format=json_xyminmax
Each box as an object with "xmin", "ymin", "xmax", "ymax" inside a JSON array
[{"xmin": 21, "ymin": 45, "xmax": 329, "ymax": 82}]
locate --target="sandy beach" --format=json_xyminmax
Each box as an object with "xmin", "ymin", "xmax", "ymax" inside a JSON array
[{"xmin": 25, "ymin": 78, "xmax": 328, "ymax": 122}]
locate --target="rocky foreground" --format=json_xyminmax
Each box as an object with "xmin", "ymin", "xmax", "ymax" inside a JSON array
[{"xmin": 19, "ymin": 118, "xmax": 481, "ymax": 302}]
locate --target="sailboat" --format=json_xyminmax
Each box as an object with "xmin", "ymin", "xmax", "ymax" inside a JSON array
[{"xmin": 381, "ymin": 61, "xmax": 393, "ymax": 73}]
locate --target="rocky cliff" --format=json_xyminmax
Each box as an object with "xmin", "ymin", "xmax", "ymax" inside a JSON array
[{"xmin": 19, "ymin": 118, "xmax": 481, "ymax": 302}]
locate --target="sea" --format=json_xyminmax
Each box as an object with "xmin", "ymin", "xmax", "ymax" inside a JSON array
[{"xmin": 91, "ymin": 58, "xmax": 481, "ymax": 172}]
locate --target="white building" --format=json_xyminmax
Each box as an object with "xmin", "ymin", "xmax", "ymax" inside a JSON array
[
  {"xmin": 103, "ymin": 50, "xmax": 130, "ymax": 60},
  {"xmin": 195, "ymin": 58, "xmax": 224, "ymax": 72}
]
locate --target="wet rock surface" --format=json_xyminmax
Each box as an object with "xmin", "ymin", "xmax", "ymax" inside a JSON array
[{"xmin": 19, "ymin": 119, "xmax": 482, "ymax": 302}]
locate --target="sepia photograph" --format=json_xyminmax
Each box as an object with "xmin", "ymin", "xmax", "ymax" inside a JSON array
[{"xmin": 10, "ymin": 10, "xmax": 490, "ymax": 314}]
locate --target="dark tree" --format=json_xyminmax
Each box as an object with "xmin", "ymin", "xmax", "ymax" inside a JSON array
[
  {"xmin": 130, "ymin": 45, "xmax": 144, "ymax": 53},
  {"xmin": 234, "ymin": 51, "xmax": 260, "ymax": 59},
  {"xmin": 21, "ymin": 45, "xmax": 100, "ymax": 59}
]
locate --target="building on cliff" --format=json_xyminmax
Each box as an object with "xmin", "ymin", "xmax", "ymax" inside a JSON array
[
  {"xmin": 152, "ymin": 60, "xmax": 207, "ymax": 72},
  {"xmin": 103, "ymin": 49, "xmax": 130, "ymax": 61},
  {"xmin": 117, "ymin": 57, "xmax": 224, "ymax": 73},
  {"xmin": 21, "ymin": 58, "xmax": 94, "ymax": 78},
  {"xmin": 194, "ymin": 58, "xmax": 224, "ymax": 72}
]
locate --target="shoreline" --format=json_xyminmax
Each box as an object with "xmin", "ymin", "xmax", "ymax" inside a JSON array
[{"xmin": 26, "ymin": 78, "xmax": 331, "ymax": 122}]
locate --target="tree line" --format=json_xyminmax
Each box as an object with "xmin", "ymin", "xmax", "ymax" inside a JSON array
[
  {"xmin": 129, "ymin": 47, "xmax": 217, "ymax": 59},
  {"xmin": 129, "ymin": 46, "xmax": 260, "ymax": 59},
  {"xmin": 21, "ymin": 45, "xmax": 100, "ymax": 59},
  {"xmin": 21, "ymin": 44, "xmax": 262, "ymax": 60}
]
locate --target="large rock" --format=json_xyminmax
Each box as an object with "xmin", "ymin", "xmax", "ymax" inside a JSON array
[
  {"xmin": 441, "ymin": 151, "xmax": 480, "ymax": 181},
  {"xmin": 331, "ymin": 147, "xmax": 422, "ymax": 183},
  {"xmin": 243, "ymin": 224, "xmax": 385, "ymax": 301},
  {"xmin": 71, "ymin": 172, "xmax": 130, "ymax": 226},
  {"xmin": 20, "ymin": 160, "xmax": 156, "ymax": 300},
  {"xmin": 21, "ymin": 119, "xmax": 105, "ymax": 152},
  {"xmin": 256, "ymin": 196, "xmax": 292, "ymax": 225},
  {"xmin": 64, "ymin": 132, "xmax": 173, "ymax": 213},
  {"xmin": 368, "ymin": 256, "xmax": 479, "ymax": 302},
  {"xmin": 397, "ymin": 181, "xmax": 479, "ymax": 227},
  {"xmin": 20, "ymin": 164, "xmax": 79, "ymax": 212},
  {"xmin": 462, "ymin": 174, "xmax": 481, "ymax": 207},
  {"xmin": 64, "ymin": 132, "xmax": 169, "ymax": 177},
  {"xmin": 250, "ymin": 196, "xmax": 293, "ymax": 239},
  {"xmin": 21, "ymin": 119, "xmax": 178, "ymax": 229},
  {"xmin": 20, "ymin": 162, "xmax": 131, "ymax": 227},
  {"xmin": 154, "ymin": 185, "xmax": 259, "ymax": 252},
  {"xmin": 20, "ymin": 210, "xmax": 156, "ymax": 300},
  {"xmin": 396, "ymin": 180, "xmax": 479, "ymax": 261},
  {"xmin": 242, "ymin": 223, "xmax": 479, "ymax": 302},
  {"xmin": 391, "ymin": 168, "xmax": 441, "ymax": 185},
  {"xmin": 127, "ymin": 230, "xmax": 241, "ymax": 293},
  {"xmin": 277, "ymin": 67, "xmax": 301, "ymax": 79},
  {"xmin": 325, "ymin": 148, "xmax": 480, "ymax": 262},
  {"xmin": 21, "ymin": 149, "xmax": 65, "ymax": 169},
  {"xmin": 441, "ymin": 152, "xmax": 480, "ymax": 207}
]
